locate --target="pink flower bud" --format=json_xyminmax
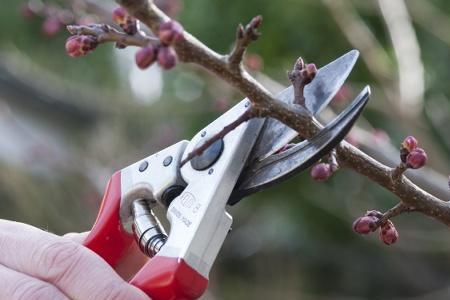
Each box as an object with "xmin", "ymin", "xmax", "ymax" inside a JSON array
[
  {"xmin": 158, "ymin": 20, "xmax": 184, "ymax": 45},
  {"xmin": 135, "ymin": 44, "xmax": 157, "ymax": 69},
  {"xmin": 406, "ymin": 147, "xmax": 427, "ymax": 169},
  {"xmin": 157, "ymin": 46, "xmax": 177, "ymax": 70},
  {"xmin": 112, "ymin": 6, "xmax": 137, "ymax": 35},
  {"xmin": 310, "ymin": 163, "xmax": 332, "ymax": 181},
  {"xmin": 42, "ymin": 17, "xmax": 62, "ymax": 37},
  {"xmin": 306, "ymin": 63, "xmax": 317, "ymax": 76},
  {"xmin": 65, "ymin": 35, "xmax": 98, "ymax": 58},
  {"xmin": 301, "ymin": 63, "xmax": 317, "ymax": 84},
  {"xmin": 379, "ymin": 220, "xmax": 398, "ymax": 245},
  {"xmin": 402, "ymin": 136, "xmax": 418, "ymax": 152},
  {"xmin": 112, "ymin": 7, "xmax": 128, "ymax": 25},
  {"xmin": 249, "ymin": 15, "xmax": 263, "ymax": 29},
  {"xmin": 352, "ymin": 215, "xmax": 378, "ymax": 235}
]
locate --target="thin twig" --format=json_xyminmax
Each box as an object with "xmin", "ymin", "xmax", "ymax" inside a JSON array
[
  {"xmin": 228, "ymin": 16, "xmax": 262, "ymax": 71},
  {"xmin": 391, "ymin": 162, "xmax": 408, "ymax": 182},
  {"xmin": 180, "ymin": 108, "xmax": 256, "ymax": 166},
  {"xmin": 374, "ymin": 202, "xmax": 415, "ymax": 229}
]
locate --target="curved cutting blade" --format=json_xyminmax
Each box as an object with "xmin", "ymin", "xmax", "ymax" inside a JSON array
[
  {"xmin": 228, "ymin": 86, "xmax": 370, "ymax": 204},
  {"xmin": 249, "ymin": 50, "xmax": 360, "ymax": 162}
]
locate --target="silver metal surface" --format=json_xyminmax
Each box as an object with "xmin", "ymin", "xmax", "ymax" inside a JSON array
[
  {"xmin": 120, "ymin": 141, "xmax": 188, "ymax": 233},
  {"xmin": 230, "ymin": 86, "xmax": 370, "ymax": 203},
  {"xmin": 249, "ymin": 50, "xmax": 360, "ymax": 162},
  {"xmin": 131, "ymin": 199, "xmax": 167, "ymax": 257},
  {"xmin": 157, "ymin": 99, "xmax": 265, "ymax": 278},
  {"xmin": 190, "ymin": 138, "xmax": 224, "ymax": 170}
]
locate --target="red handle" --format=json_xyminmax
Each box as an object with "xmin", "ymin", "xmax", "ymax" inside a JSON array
[
  {"xmin": 83, "ymin": 171, "xmax": 134, "ymax": 267},
  {"xmin": 84, "ymin": 171, "xmax": 208, "ymax": 299},
  {"xmin": 130, "ymin": 256, "xmax": 208, "ymax": 300}
]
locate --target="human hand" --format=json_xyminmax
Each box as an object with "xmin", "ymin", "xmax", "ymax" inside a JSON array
[{"xmin": 0, "ymin": 220, "xmax": 150, "ymax": 300}]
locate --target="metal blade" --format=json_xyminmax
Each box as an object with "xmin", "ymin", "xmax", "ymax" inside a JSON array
[
  {"xmin": 249, "ymin": 50, "xmax": 359, "ymax": 162},
  {"xmin": 228, "ymin": 86, "xmax": 370, "ymax": 205}
]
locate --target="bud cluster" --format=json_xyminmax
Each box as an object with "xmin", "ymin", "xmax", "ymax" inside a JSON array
[
  {"xmin": 135, "ymin": 44, "xmax": 177, "ymax": 70},
  {"xmin": 158, "ymin": 20, "xmax": 184, "ymax": 45},
  {"xmin": 65, "ymin": 35, "xmax": 98, "ymax": 57},
  {"xmin": 400, "ymin": 136, "xmax": 427, "ymax": 169},
  {"xmin": 134, "ymin": 19, "xmax": 184, "ymax": 70},
  {"xmin": 291, "ymin": 57, "xmax": 317, "ymax": 86},
  {"xmin": 352, "ymin": 210, "xmax": 399, "ymax": 246}
]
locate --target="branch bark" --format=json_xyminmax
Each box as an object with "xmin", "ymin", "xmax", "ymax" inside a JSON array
[
  {"xmin": 67, "ymin": 24, "xmax": 154, "ymax": 47},
  {"xmin": 116, "ymin": 0, "xmax": 450, "ymax": 227}
]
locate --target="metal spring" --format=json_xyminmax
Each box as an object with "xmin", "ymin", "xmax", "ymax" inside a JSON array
[{"xmin": 131, "ymin": 199, "xmax": 167, "ymax": 257}]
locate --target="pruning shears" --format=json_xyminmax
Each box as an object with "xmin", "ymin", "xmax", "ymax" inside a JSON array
[{"xmin": 82, "ymin": 50, "xmax": 370, "ymax": 300}]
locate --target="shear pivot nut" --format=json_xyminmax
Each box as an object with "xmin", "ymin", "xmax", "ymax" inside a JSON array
[{"xmin": 191, "ymin": 138, "xmax": 224, "ymax": 171}]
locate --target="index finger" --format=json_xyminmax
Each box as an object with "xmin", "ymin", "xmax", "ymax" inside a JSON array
[{"xmin": 63, "ymin": 231, "xmax": 149, "ymax": 280}]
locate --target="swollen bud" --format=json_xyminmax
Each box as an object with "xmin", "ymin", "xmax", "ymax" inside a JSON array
[
  {"xmin": 310, "ymin": 163, "xmax": 332, "ymax": 181},
  {"xmin": 300, "ymin": 63, "xmax": 317, "ymax": 85},
  {"xmin": 250, "ymin": 15, "xmax": 263, "ymax": 29},
  {"xmin": 402, "ymin": 136, "xmax": 418, "ymax": 152},
  {"xmin": 112, "ymin": 7, "xmax": 127, "ymax": 24},
  {"xmin": 406, "ymin": 147, "xmax": 427, "ymax": 169},
  {"xmin": 352, "ymin": 215, "xmax": 378, "ymax": 235},
  {"xmin": 158, "ymin": 20, "xmax": 184, "ymax": 45},
  {"xmin": 65, "ymin": 35, "xmax": 98, "ymax": 58},
  {"xmin": 157, "ymin": 46, "xmax": 177, "ymax": 70},
  {"xmin": 379, "ymin": 220, "xmax": 399, "ymax": 245},
  {"xmin": 135, "ymin": 44, "xmax": 157, "ymax": 70},
  {"xmin": 112, "ymin": 6, "xmax": 137, "ymax": 35}
]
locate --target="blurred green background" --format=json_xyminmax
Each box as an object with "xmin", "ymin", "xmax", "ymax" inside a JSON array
[{"xmin": 1, "ymin": 0, "xmax": 450, "ymax": 299}]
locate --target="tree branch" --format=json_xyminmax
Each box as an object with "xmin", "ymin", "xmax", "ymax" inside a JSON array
[
  {"xmin": 66, "ymin": 24, "xmax": 155, "ymax": 47},
  {"xmin": 116, "ymin": 0, "xmax": 450, "ymax": 227}
]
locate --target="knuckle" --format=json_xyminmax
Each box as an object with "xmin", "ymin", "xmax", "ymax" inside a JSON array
[
  {"xmin": 13, "ymin": 278, "xmax": 57, "ymax": 300},
  {"xmin": 33, "ymin": 239, "xmax": 84, "ymax": 283}
]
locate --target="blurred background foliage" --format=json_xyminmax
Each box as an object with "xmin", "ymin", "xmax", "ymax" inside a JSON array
[{"xmin": 0, "ymin": 0, "xmax": 450, "ymax": 299}]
